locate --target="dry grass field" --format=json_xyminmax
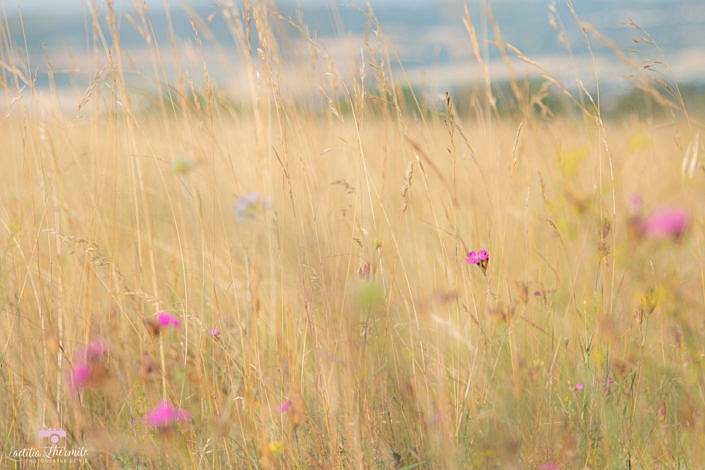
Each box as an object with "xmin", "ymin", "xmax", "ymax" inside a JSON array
[{"xmin": 1, "ymin": 1, "xmax": 704, "ymax": 468}]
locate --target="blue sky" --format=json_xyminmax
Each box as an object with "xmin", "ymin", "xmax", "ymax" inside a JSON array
[
  {"xmin": 3, "ymin": 0, "xmax": 203, "ymax": 12},
  {"xmin": 2, "ymin": 0, "xmax": 429, "ymax": 12}
]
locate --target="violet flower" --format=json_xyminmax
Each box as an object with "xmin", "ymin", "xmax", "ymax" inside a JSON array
[{"xmin": 233, "ymin": 192, "xmax": 272, "ymax": 221}]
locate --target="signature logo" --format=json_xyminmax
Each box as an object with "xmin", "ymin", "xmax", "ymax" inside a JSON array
[{"xmin": 5, "ymin": 428, "xmax": 88, "ymax": 463}]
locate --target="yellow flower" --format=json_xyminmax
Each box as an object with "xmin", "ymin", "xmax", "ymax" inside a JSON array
[{"xmin": 268, "ymin": 440, "xmax": 284, "ymax": 455}]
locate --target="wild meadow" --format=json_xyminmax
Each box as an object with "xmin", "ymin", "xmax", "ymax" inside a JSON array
[{"xmin": 1, "ymin": 1, "xmax": 704, "ymax": 468}]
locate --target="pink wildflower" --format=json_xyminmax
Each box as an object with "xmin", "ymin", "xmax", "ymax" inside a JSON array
[
  {"xmin": 74, "ymin": 339, "xmax": 107, "ymax": 362},
  {"xmin": 85, "ymin": 339, "xmax": 107, "ymax": 359},
  {"xmin": 70, "ymin": 364, "xmax": 91, "ymax": 391},
  {"xmin": 277, "ymin": 399, "xmax": 293, "ymax": 413},
  {"xmin": 569, "ymin": 383, "xmax": 584, "ymax": 392},
  {"xmin": 466, "ymin": 249, "xmax": 489, "ymax": 273},
  {"xmin": 641, "ymin": 208, "xmax": 689, "ymax": 239},
  {"xmin": 465, "ymin": 251, "xmax": 479, "ymax": 265},
  {"xmin": 146, "ymin": 313, "xmax": 180, "ymax": 337},
  {"xmin": 145, "ymin": 401, "xmax": 192, "ymax": 427},
  {"xmin": 208, "ymin": 328, "xmax": 220, "ymax": 337},
  {"xmin": 541, "ymin": 462, "xmax": 561, "ymax": 470},
  {"xmin": 466, "ymin": 249, "xmax": 488, "ymax": 264},
  {"xmin": 156, "ymin": 311, "xmax": 182, "ymax": 328},
  {"xmin": 68, "ymin": 339, "xmax": 108, "ymax": 394}
]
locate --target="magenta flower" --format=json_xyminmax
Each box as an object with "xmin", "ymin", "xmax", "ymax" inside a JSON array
[
  {"xmin": 277, "ymin": 399, "xmax": 293, "ymax": 413},
  {"xmin": 208, "ymin": 328, "xmax": 220, "ymax": 337},
  {"xmin": 70, "ymin": 364, "xmax": 91, "ymax": 391},
  {"xmin": 641, "ymin": 208, "xmax": 689, "ymax": 239},
  {"xmin": 541, "ymin": 462, "xmax": 561, "ymax": 470},
  {"xmin": 465, "ymin": 249, "xmax": 489, "ymax": 273},
  {"xmin": 145, "ymin": 401, "xmax": 192, "ymax": 427},
  {"xmin": 569, "ymin": 383, "xmax": 584, "ymax": 391},
  {"xmin": 156, "ymin": 311, "xmax": 182, "ymax": 328},
  {"xmin": 466, "ymin": 251, "xmax": 478, "ymax": 265},
  {"xmin": 68, "ymin": 339, "xmax": 108, "ymax": 393}
]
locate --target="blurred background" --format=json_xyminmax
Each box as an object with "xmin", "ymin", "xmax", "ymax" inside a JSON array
[{"xmin": 2, "ymin": 0, "xmax": 704, "ymax": 115}]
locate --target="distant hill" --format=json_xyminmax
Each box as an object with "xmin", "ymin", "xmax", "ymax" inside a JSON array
[{"xmin": 2, "ymin": 0, "xmax": 704, "ymax": 114}]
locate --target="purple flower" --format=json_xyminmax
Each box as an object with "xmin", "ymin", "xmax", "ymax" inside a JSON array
[
  {"xmin": 145, "ymin": 401, "xmax": 192, "ymax": 427},
  {"xmin": 641, "ymin": 208, "xmax": 689, "ymax": 239},
  {"xmin": 208, "ymin": 328, "xmax": 220, "ymax": 338},
  {"xmin": 233, "ymin": 192, "xmax": 272, "ymax": 221},
  {"xmin": 277, "ymin": 399, "xmax": 293, "ymax": 413},
  {"xmin": 477, "ymin": 249, "xmax": 488, "ymax": 260},
  {"xmin": 156, "ymin": 312, "xmax": 181, "ymax": 328},
  {"xmin": 569, "ymin": 383, "xmax": 584, "ymax": 392}
]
